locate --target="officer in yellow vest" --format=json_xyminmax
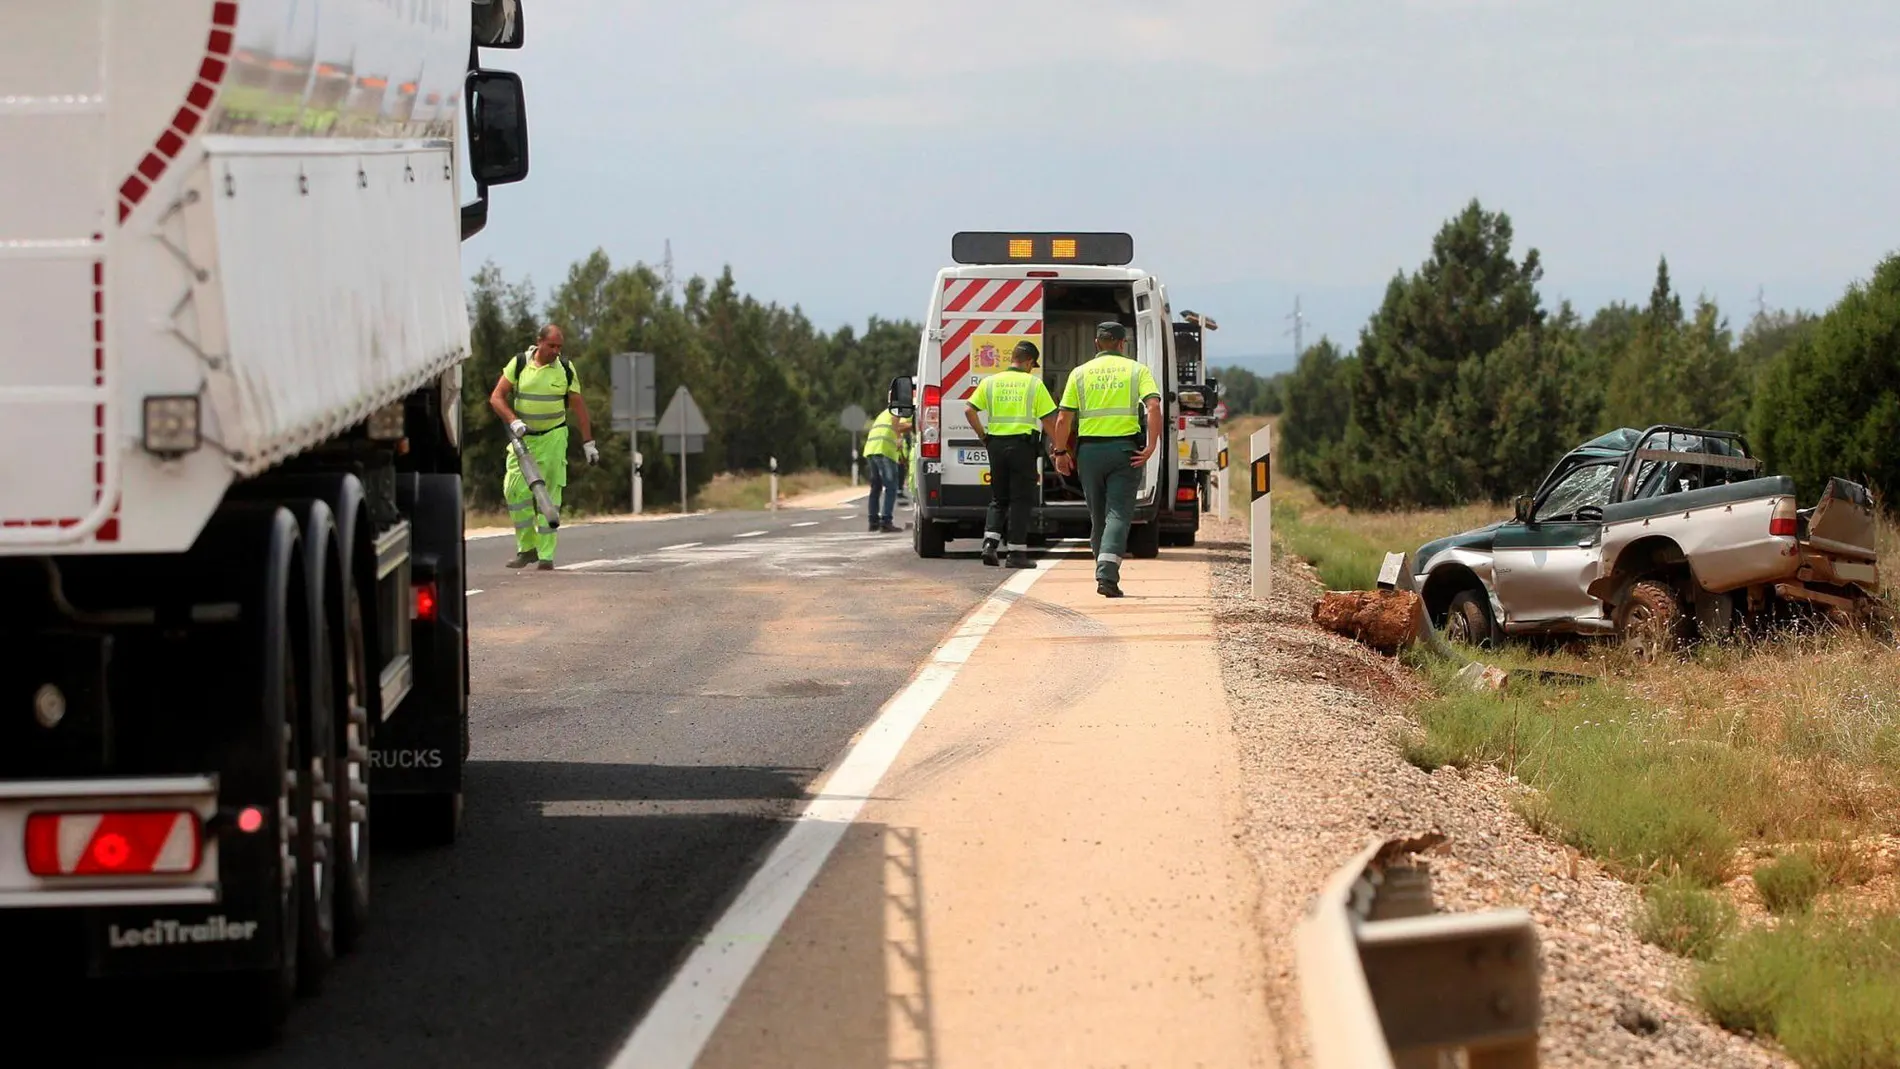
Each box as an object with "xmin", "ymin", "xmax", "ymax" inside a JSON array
[
  {"xmin": 488, "ymin": 324, "xmax": 599, "ymax": 570},
  {"xmin": 1052, "ymin": 322, "xmax": 1162, "ymax": 597},
  {"xmin": 965, "ymin": 340, "xmax": 1058, "ymax": 568},
  {"xmin": 861, "ymin": 404, "xmax": 912, "ymax": 533}
]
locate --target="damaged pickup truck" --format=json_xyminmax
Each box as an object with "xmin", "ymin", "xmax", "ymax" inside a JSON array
[{"xmin": 1413, "ymin": 425, "xmax": 1884, "ymax": 657}]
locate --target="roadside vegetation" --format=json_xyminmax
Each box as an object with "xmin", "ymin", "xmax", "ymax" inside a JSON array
[
  {"xmin": 1233, "ymin": 194, "xmax": 1900, "ymax": 1068},
  {"xmin": 696, "ymin": 469, "xmax": 850, "ymax": 512},
  {"xmin": 1258, "ymin": 477, "xmax": 1900, "ymax": 1067}
]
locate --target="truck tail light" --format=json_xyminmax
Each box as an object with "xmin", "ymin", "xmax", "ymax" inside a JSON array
[
  {"xmin": 25, "ymin": 811, "xmax": 203, "ymax": 877},
  {"xmin": 1176, "ymin": 487, "xmax": 1198, "ymax": 503},
  {"xmin": 1770, "ymin": 498, "xmax": 1798, "ymax": 538},
  {"xmin": 921, "ymin": 385, "xmax": 942, "ymax": 460},
  {"xmin": 414, "ymin": 580, "xmax": 438, "ymax": 622}
]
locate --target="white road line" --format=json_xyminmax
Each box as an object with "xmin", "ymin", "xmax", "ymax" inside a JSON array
[
  {"xmin": 466, "ymin": 589, "xmax": 485, "ymax": 597},
  {"xmin": 556, "ymin": 558, "xmax": 625, "ymax": 572},
  {"xmin": 607, "ymin": 558, "xmax": 1055, "ymax": 1069},
  {"xmin": 734, "ymin": 530, "xmax": 767, "ymax": 538},
  {"xmin": 789, "ymin": 521, "xmax": 819, "ymax": 528},
  {"xmin": 659, "ymin": 541, "xmax": 702, "ymax": 551}
]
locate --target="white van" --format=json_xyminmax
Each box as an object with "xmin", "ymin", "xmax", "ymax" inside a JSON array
[{"xmin": 889, "ymin": 233, "xmax": 1196, "ymax": 558}]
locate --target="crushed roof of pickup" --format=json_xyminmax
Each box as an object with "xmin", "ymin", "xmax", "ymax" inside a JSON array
[{"xmin": 1578, "ymin": 428, "xmax": 1746, "ymax": 456}]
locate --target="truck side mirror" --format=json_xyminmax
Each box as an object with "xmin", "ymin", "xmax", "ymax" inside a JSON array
[
  {"xmin": 466, "ymin": 69, "xmax": 530, "ymax": 186},
  {"xmin": 888, "ymin": 375, "xmax": 916, "ymax": 416},
  {"xmin": 1513, "ymin": 495, "xmax": 1535, "ymax": 524}
]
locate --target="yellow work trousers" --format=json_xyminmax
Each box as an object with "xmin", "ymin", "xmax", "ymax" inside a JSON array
[{"xmin": 504, "ymin": 426, "xmax": 568, "ymax": 561}]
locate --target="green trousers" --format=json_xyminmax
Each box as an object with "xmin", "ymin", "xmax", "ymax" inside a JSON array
[
  {"xmin": 504, "ymin": 426, "xmax": 568, "ymax": 562},
  {"xmin": 1078, "ymin": 438, "xmax": 1139, "ymax": 583}
]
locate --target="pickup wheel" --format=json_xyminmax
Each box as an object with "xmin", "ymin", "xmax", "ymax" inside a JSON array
[
  {"xmin": 1444, "ymin": 590, "xmax": 1497, "ymax": 648},
  {"xmin": 1617, "ymin": 579, "xmax": 1686, "ymax": 661}
]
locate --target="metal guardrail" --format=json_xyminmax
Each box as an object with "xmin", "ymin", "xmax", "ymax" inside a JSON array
[{"xmin": 1294, "ymin": 835, "xmax": 1542, "ymax": 1069}]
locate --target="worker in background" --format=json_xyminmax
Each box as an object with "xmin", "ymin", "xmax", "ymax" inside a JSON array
[
  {"xmin": 1052, "ymin": 322, "xmax": 1162, "ymax": 597},
  {"xmin": 861, "ymin": 400, "xmax": 912, "ymax": 533},
  {"xmin": 488, "ymin": 324, "xmax": 599, "ymax": 570},
  {"xmin": 966, "ymin": 340, "xmax": 1058, "ymax": 568}
]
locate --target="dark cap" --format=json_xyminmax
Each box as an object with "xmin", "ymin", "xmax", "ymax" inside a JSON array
[
  {"xmin": 1012, "ymin": 340, "xmax": 1040, "ymax": 364},
  {"xmin": 1095, "ymin": 321, "xmax": 1129, "ymax": 341}
]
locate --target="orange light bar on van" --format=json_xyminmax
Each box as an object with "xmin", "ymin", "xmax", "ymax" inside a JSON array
[{"xmin": 951, "ymin": 232, "xmax": 1134, "ymax": 266}]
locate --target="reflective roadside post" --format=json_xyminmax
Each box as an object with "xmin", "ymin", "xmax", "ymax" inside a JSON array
[
  {"xmin": 632, "ymin": 450, "xmax": 644, "ymax": 515},
  {"xmin": 1251, "ymin": 424, "xmax": 1272, "ymax": 599},
  {"xmin": 769, "ymin": 456, "xmax": 779, "ymax": 511}
]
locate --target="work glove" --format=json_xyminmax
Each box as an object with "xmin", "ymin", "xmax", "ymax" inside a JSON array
[
  {"xmin": 583, "ymin": 440, "xmax": 600, "ymax": 465},
  {"xmin": 508, "ymin": 419, "xmax": 529, "ymax": 438}
]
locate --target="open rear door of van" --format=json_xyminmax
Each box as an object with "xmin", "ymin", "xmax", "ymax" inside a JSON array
[
  {"xmin": 935, "ymin": 275, "xmax": 1045, "ymax": 497},
  {"xmin": 1133, "ymin": 276, "xmax": 1167, "ymax": 505}
]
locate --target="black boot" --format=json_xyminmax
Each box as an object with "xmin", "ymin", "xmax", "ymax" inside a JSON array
[
  {"xmin": 1007, "ymin": 551, "xmax": 1032, "ymax": 569},
  {"xmin": 1097, "ymin": 579, "xmax": 1124, "ymax": 598},
  {"xmin": 506, "ymin": 551, "xmax": 536, "ymax": 569},
  {"xmin": 981, "ymin": 540, "xmax": 1000, "ymax": 567}
]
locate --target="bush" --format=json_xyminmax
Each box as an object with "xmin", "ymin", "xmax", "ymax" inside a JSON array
[
  {"xmin": 1697, "ymin": 913, "xmax": 1900, "ymax": 1068},
  {"xmin": 1752, "ymin": 849, "xmax": 1827, "ymax": 915},
  {"xmin": 1637, "ymin": 872, "xmax": 1737, "ymax": 960},
  {"xmin": 1751, "ymin": 252, "xmax": 1900, "ymax": 508}
]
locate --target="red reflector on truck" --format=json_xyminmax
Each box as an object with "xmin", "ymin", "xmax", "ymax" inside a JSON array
[
  {"xmin": 1770, "ymin": 517, "xmax": 1797, "ymax": 537},
  {"xmin": 24, "ymin": 811, "xmax": 202, "ymax": 877},
  {"xmin": 414, "ymin": 581, "xmax": 438, "ymax": 622}
]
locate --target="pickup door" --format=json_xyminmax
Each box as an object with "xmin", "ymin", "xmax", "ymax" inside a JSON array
[{"xmin": 1492, "ymin": 458, "xmax": 1619, "ymax": 629}]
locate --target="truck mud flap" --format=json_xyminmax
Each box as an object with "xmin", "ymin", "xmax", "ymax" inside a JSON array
[{"xmin": 376, "ymin": 474, "xmax": 466, "ymax": 797}]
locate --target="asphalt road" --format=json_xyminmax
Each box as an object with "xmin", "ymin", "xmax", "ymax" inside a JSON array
[{"xmin": 125, "ymin": 497, "xmax": 1013, "ymax": 1068}]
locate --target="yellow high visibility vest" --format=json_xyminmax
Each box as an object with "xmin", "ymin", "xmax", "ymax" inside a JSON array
[
  {"xmin": 505, "ymin": 349, "xmax": 576, "ymax": 434},
  {"xmin": 1059, "ymin": 353, "xmax": 1160, "ymax": 437},
  {"xmin": 971, "ymin": 370, "xmax": 1056, "ymax": 436},
  {"xmin": 863, "ymin": 410, "xmax": 903, "ymax": 460}
]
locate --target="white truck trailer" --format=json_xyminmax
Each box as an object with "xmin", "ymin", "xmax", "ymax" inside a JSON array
[{"xmin": 1, "ymin": 0, "xmax": 533, "ymax": 1039}]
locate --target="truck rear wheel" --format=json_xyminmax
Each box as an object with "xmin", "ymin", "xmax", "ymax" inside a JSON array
[
  {"xmin": 226, "ymin": 515, "xmax": 305, "ymax": 1044},
  {"xmin": 1128, "ymin": 520, "xmax": 1160, "ymax": 559},
  {"xmin": 334, "ymin": 573, "xmax": 373, "ymax": 950},
  {"xmin": 290, "ymin": 503, "xmax": 338, "ymax": 994},
  {"xmin": 1617, "ymin": 579, "xmax": 1686, "ymax": 661}
]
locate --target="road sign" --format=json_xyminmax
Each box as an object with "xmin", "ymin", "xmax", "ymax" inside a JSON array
[
  {"xmin": 1214, "ymin": 401, "xmax": 1229, "ymax": 421},
  {"xmin": 610, "ymin": 352, "xmax": 658, "ymax": 432},
  {"xmin": 658, "ymin": 385, "xmax": 709, "ymax": 456},
  {"xmin": 839, "ymin": 404, "xmax": 867, "ymax": 432}
]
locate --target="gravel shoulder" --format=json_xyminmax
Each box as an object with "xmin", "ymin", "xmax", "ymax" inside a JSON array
[{"xmin": 1201, "ymin": 518, "xmax": 1793, "ymax": 1069}]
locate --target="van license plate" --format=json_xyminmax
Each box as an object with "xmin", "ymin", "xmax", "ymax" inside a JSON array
[{"xmin": 958, "ymin": 449, "xmax": 988, "ymax": 465}]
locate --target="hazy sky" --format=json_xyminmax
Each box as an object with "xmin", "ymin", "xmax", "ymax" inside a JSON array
[{"xmin": 464, "ymin": 0, "xmax": 1900, "ymax": 367}]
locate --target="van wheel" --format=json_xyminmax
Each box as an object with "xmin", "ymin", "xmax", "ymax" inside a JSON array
[
  {"xmin": 1617, "ymin": 580, "xmax": 1686, "ymax": 661},
  {"xmin": 1444, "ymin": 590, "xmax": 1496, "ymax": 648},
  {"xmin": 1128, "ymin": 521, "xmax": 1160, "ymax": 559},
  {"xmin": 914, "ymin": 519, "xmax": 945, "ymax": 559}
]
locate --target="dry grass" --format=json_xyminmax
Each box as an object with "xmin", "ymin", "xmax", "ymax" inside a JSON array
[{"xmin": 696, "ymin": 469, "xmax": 851, "ymax": 513}]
